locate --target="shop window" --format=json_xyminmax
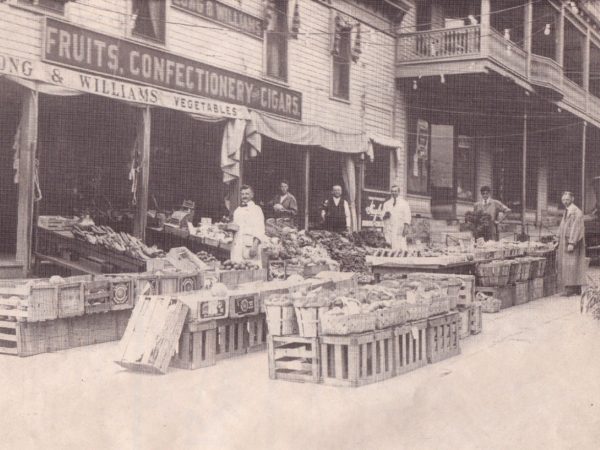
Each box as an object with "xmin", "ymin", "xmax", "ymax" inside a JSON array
[
  {"xmin": 455, "ymin": 136, "xmax": 475, "ymax": 201},
  {"xmin": 132, "ymin": 0, "xmax": 166, "ymax": 43},
  {"xmin": 364, "ymin": 146, "xmax": 391, "ymax": 192},
  {"xmin": 407, "ymin": 117, "xmax": 429, "ymax": 195},
  {"xmin": 332, "ymin": 27, "xmax": 352, "ymax": 100},
  {"xmin": 18, "ymin": 0, "xmax": 66, "ymax": 14},
  {"xmin": 265, "ymin": 0, "xmax": 288, "ymax": 81}
]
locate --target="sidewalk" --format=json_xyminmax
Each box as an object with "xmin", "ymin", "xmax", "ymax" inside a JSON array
[{"xmin": 1, "ymin": 287, "xmax": 600, "ymax": 450}]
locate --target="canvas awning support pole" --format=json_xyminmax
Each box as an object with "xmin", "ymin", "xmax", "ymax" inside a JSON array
[
  {"xmin": 304, "ymin": 148, "xmax": 310, "ymax": 231},
  {"xmin": 16, "ymin": 88, "xmax": 38, "ymax": 274},
  {"xmin": 582, "ymin": 120, "xmax": 587, "ymax": 212},
  {"xmin": 521, "ymin": 104, "xmax": 528, "ymax": 234},
  {"xmin": 133, "ymin": 106, "xmax": 151, "ymax": 240}
]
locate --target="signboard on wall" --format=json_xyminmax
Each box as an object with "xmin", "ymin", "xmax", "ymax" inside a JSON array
[
  {"xmin": 172, "ymin": 0, "xmax": 264, "ymax": 39},
  {"xmin": 361, "ymin": 191, "xmax": 388, "ymax": 228},
  {"xmin": 42, "ymin": 18, "xmax": 302, "ymax": 120}
]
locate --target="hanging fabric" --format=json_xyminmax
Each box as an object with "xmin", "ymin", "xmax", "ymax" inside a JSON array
[
  {"xmin": 352, "ymin": 23, "xmax": 362, "ymax": 62},
  {"xmin": 290, "ymin": 1, "xmax": 301, "ymax": 39},
  {"xmin": 33, "ymin": 158, "xmax": 42, "ymax": 202},
  {"xmin": 128, "ymin": 111, "xmax": 144, "ymax": 206},
  {"xmin": 331, "ymin": 14, "xmax": 354, "ymax": 56},
  {"xmin": 147, "ymin": 0, "xmax": 163, "ymax": 40},
  {"xmin": 264, "ymin": 0, "xmax": 276, "ymax": 30},
  {"xmin": 221, "ymin": 119, "xmax": 251, "ymax": 184},
  {"xmin": 12, "ymin": 112, "xmax": 24, "ymax": 184}
]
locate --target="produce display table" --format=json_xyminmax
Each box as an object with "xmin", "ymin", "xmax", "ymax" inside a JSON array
[
  {"xmin": 35, "ymin": 226, "xmax": 147, "ymax": 275},
  {"xmin": 367, "ymin": 256, "xmax": 477, "ymax": 279},
  {"xmin": 146, "ymin": 227, "xmax": 231, "ymax": 262}
]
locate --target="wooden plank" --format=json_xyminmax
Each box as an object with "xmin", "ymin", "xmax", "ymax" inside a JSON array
[
  {"xmin": 0, "ymin": 332, "xmax": 17, "ymax": 342},
  {"xmin": 0, "ymin": 320, "xmax": 17, "ymax": 329},
  {"xmin": 0, "ymin": 346, "xmax": 18, "ymax": 355}
]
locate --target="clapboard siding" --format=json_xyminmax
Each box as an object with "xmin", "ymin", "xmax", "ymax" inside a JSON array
[{"xmin": 0, "ymin": 0, "xmax": 415, "ymax": 144}]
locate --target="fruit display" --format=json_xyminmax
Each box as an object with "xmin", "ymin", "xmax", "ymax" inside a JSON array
[
  {"xmin": 346, "ymin": 230, "xmax": 390, "ymax": 249},
  {"xmin": 307, "ymin": 230, "xmax": 370, "ymax": 275},
  {"xmin": 191, "ymin": 223, "xmax": 234, "ymax": 244},
  {"xmin": 71, "ymin": 224, "xmax": 164, "ymax": 261},
  {"xmin": 221, "ymin": 260, "xmax": 260, "ymax": 271},
  {"xmin": 196, "ymin": 250, "xmax": 219, "ymax": 264},
  {"xmin": 464, "ymin": 210, "xmax": 493, "ymax": 240}
]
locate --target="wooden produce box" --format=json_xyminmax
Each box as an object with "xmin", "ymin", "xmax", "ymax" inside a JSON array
[
  {"xmin": 320, "ymin": 329, "xmax": 395, "ymax": 388},
  {"xmin": 0, "ymin": 280, "xmax": 58, "ymax": 322},
  {"xmin": 268, "ymin": 335, "xmax": 321, "ymax": 384},
  {"xmin": 228, "ymin": 291, "xmax": 260, "ymax": 318},
  {"xmin": 426, "ymin": 311, "xmax": 460, "ymax": 364},
  {"xmin": 246, "ymin": 313, "xmax": 268, "ymax": 353},
  {"xmin": 57, "ymin": 281, "xmax": 86, "ymax": 318},
  {"xmin": 475, "ymin": 284, "xmax": 516, "ymax": 310},
  {"xmin": 529, "ymin": 278, "xmax": 544, "ymax": 301},
  {"xmin": 514, "ymin": 281, "xmax": 530, "ymax": 305},
  {"xmin": 393, "ymin": 319, "xmax": 428, "ymax": 375},
  {"xmin": 457, "ymin": 307, "xmax": 471, "ymax": 339},
  {"xmin": 469, "ymin": 303, "xmax": 483, "ymax": 335},
  {"xmin": 219, "ymin": 269, "xmax": 268, "ymax": 289},
  {"xmin": 171, "ymin": 321, "xmax": 218, "ymax": 370},
  {"xmin": 83, "ymin": 280, "xmax": 112, "ymax": 314},
  {"xmin": 215, "ymin": 316, "xmax": 248, "ymax": 361}
]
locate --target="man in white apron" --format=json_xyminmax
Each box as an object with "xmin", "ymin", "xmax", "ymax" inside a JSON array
[
  {"xmin": 382, "ymin": 185, "xmax": 411, "ymax": 252},
  {"xmin": 230, "ymin": 185, "xmax": 266, "ymax": 267}
]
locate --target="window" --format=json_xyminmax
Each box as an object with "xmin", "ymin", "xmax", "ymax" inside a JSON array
[
  {"xmin": 491, "ymin": 0, "xmax": 525, "ymax": 48},
  {"xmin": 564, "ymin": 19, "xmax": 585, "ymax": 86},
  {"xmin": 531, "ymin": 0, "xmax": 558, "ymax": 60},
  {"xmin": 365, "ymin": 146, "xmax": 391, "ymax": 192},
  {"xmin": 132, "ymin": 0, "xmax": 166, "ymax": 43},
  {"xmin": 589, "ymin": 42, "xmax": 600, "ymax": 98},
  {"xmin": 18, "ymin": 0, "xmax": 66, "ymax": 14},
  {"xmin": 332, "ymin": 27, "xmax": 352, "ymax": 100},
  {"xmin": 407, "ymin": 117, "xmax": 430, "ymax": 195},
  {"xmin": 265, "ymin": 0, "xmax": 288, "ymax": 80}
]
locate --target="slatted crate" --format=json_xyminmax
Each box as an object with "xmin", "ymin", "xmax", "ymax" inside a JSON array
[
  {"xmin": 469, "ymin": 304, "xmax": 483, "ymax": 335},
  {"xmin": 0, "ymin": 319, "xmax": 18, "ymax": 355},
  {"xmin": 514, "ymin": 281, "xmax": 530, "ymax": 305},
  {"xmin": 475, "ymin": 284, "xmax": 515, "ymax": 310},
  {"xmin": 268, "ymin": 335, "xmax": 321, "ymax": 383},
  {"xmin": 215, "ymin": 316, "xmax": 248, "ymax": 361},
  {"xmin": 320, "ymin": 329, "xmax": 395, "ymax": 387},
  {"xmin": 84, "ymin": 280, "xmax": 112, "ymax": 314},
  {"xmin": 392, "ymin": 319, "xmax": 428, "ymax": 375},
  {"xmin": 457, "ymin": 307, "xmax": 471, "ymax": 339},
  {"xmin": 407, "ymin": 273, "xmax": 475, "ymax": 306},
  {"xmin": 543, "ymin": 274, "xmax": 557, "ymax": 297},
  {"xmin": 158, "ymin": 273, "xmax": 180, "ymax": 295},
  {"xmin": 219, "ymin": 269, "xmax": 269, "ymax": 289},
  {"xmin": 426, "ymin": 312, "xmax": 460, "ymax": 364},
  {"xmin": 171, "ymin": 321, "xmax": 218, "ymax": 370},
  {"xmin": 529, "ymin": 278, "xmax": 544, "ymax": 301},
  {"xmin": 57, "ymin": 281, "xmax": 85, "ymax": 318},
  {"xmin": 133, "ymin": 273, "xmax": 159, "ymax": 297},
  {"xmin": 246, "ymin": 313, "xmax": 267, "ymax": 353}
]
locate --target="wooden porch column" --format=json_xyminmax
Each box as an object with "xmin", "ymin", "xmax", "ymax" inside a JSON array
[
  {"xmin": 584, "ymin": 28, "xmax": 591, "ymax": 95},
  {"xmin": 16, "ymin": 89, "xmax": 38, "ymax": 273},
  {"xmin": 521, "ymin": 106, "xmax": 528, "ymax": 233},
  {"xmin": 304, "ymin": 148, "xmax": 310, "ymax": 231},
  {"xmin": 558, "ymin": 4, "xmax": 565, "ymax": 67},
  {"xmin": 133, "ymin": 106, "xmax": 151, "ymax": 240},
  {"xmin": 582, "ymin": 121, "xmax": 587, "ymax": 212},
  {"xmin": 524, "ymin": 0, "xmax": 533, "ymax": 78}
]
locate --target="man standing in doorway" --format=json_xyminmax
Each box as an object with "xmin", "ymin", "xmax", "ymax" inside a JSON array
[
  {"xmin": 321, "ymin": 185, "xmax": 351, "ymax": 233},
  {"xmin": 229, "ymin": 185, "xmax": 266, "ymax": 267},
  {"xmin": 382, "ymin": 185, "xmax": 412, "ymax": 252},
  {"xmin": 269, "ymin": 180, "xmax": 298, "ymax": 224},
  {"xmin": 557, "ymin": 191, "xmax": 587, "ymax": 296},
  {"xmin": 473, "ymin": 186, "xmax": 511, "ymax": 241}
]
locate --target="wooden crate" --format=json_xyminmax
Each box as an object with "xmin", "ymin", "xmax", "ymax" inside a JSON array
[
  {"xmin": 543, "ymin": 274, "xmax": 557, "ymax": 297},
  {"xmin": 110, "ymin": 279, "xmax": 135, "ymax": 311},
  {"xmin": 219, "ymin": 269, "xmax": 268, "ymax": 289},
  {"xmin": 0, "ymin": 318, "xmax": 18, "ymax": 355},
  {"xmin": 197, "ymin": 297, "xmax": 229, "ymax": 322},
  {"xmin": 246, "ymin": 313, "xmax": 267, "ymax": 353},
  {"xmin": 426, "ymin": 312, "xmax": 460, "ymax": 364},
  {"xmin": 408, "ymin": 273, "xmax": 475, "ymax": 306},
  {"xmin": 57, "ymin": 282, "xmax": 85, "ymax": 318},
  {"xmin": 24, "ymin": 282, "xmax": 58, "ymax": 322},
  {"xmin": 469, "ymin": 304, "xmax": 482, "ymax": 335},
  {"xmin": 514, "ymin": 281, "xmax": 530, "ymax": 305},
  {"xmin": 320, "ymin": 329, "xmax": 395, "ymax": 387},
  {"xmin": 215, "ymin": 316, "xmax": 247, "ymax": 361},
  {"xmin": 475, "ymin": 284, "xmax": 515, "ymax": 310},
  {"xmin": 268, "ymin": 335, "xmax": 320, "ymax": 383},
  {"xmin": 134, "ymin": 274, "xmax": 159, "ymax": 297},
  {"xmin": 392, "ymin": 319, "xmax": 428, "ymax": 375},
  {"xmin": 84, "ymin": 280, "xmax": 112, "ymax": 314},
  {"xmin": 171, "ymin": 321, "xmax": 217, "ymax": 370},
  {"xmin": 159, "ymin": 273, "xmax": 180, "ymax": 295},
  {"xmin": 529, "ymin": 278, "xmax": 544, "ymax": 301},
  {"xmin": 178, "ymin": 273, "xmax": 204, "ymax": 293},
  {"xmin": 457, "ymin": 307, "xmax": 471, "ymax": 339},
  {"xmin": 264, "ymin": 304, "xmax": 298, "ymax": 336}
]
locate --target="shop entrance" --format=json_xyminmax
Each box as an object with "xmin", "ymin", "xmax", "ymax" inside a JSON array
[
  {"xmin": 149, "ymin": 109, "xmax": 226, "ymax": 224},
  {"xmin": 309, "ymin": 149, "xmax": 345, "ymax": 229},
  {"xmin": 244, "ymin": 137, "xmax": 307, "ymax": 228},
  {"xmin": 37, "ymin": 94, "xmax": 140, "ymax": 233},
  {"xmin": 0, "ymin": 79, "xmax": 21, "ymax": 259}
]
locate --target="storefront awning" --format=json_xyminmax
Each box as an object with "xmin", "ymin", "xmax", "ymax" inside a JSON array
[
  {"xmin": 245, "ymin": 111, "xmax": 373, "ymax": 159},
  {"xmin": 2, "ymin": 75, "xmax": 81, "ymax": 97}
]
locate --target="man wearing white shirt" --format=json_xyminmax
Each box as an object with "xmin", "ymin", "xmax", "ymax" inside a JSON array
[
  {"xmin": 320, "ymin": 185, "xmax": 351, "ymax": 233},
  {"xmin": 230, "ymin": 185, "xmax": 266, "ymax": 266},
  {"xmin": 382, "ymin": 185, "xmax": 412, "ymax": 251}
]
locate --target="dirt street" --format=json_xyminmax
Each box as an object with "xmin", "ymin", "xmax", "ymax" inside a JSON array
[{"xmin": 2, "ymin": 281, "xmax": 600, "ymax": 450}]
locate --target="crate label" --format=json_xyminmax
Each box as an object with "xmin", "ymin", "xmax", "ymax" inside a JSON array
[
  {"xmin": 112, "ymin": 283, "xmax": 130, "ymax": 304},
  {"xmin": 203, "ymin": 273, "xmax": 219, "ymax": 289},
  {"xmin": 180, "ymin": 277, "xmax": 196, "ymax": 292},
  {"xmin": 199, "ymin": 299, "xmax": 227, "ymax": 319},
  {"xmin": 233, "ymin": 295, "xmax": 256, "ymax": 315}
]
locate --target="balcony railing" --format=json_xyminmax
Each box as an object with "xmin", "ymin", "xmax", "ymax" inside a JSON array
[
  {"xmin": 487, "ymin": 28, "xmax": 527, "ymax": 76},
  {"xmin": 562, "ymin": 77, "xmax": 587, "ymax": 111},
  {"xmin": 530, "ymin": 55, "xmax": 563, "ymax": 94},
  {"xmin": 396, "ymin": 26, "xmax": 481, "ymax": 61}
]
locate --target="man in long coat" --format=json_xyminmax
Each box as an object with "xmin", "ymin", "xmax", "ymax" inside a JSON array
[
  {"xmin": 382, "ymin": 185, "xmax": 412, "ymax": 252},
  {"xmin": 557, "ymin": 191, "xmax": 587, "ymax": 296}
]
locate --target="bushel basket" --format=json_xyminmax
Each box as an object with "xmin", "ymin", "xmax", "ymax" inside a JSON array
[
  {"xmin": 374, "ymin": 305, "xmax": 407, "ymax": 329},
  {"xmin": 320, "ymin": 312, "xmax": 376, "ymax": 336},
  {"xmin": 476, "ymin": 261, "xmax": 511, "ymax": 287},
  {"xmin": 294, "ymin": 305, "xmax": 329, "ymax": 338},
  {"xmin": 264, "ymin": 304, "xmax": 298, "ymax": 336}
]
